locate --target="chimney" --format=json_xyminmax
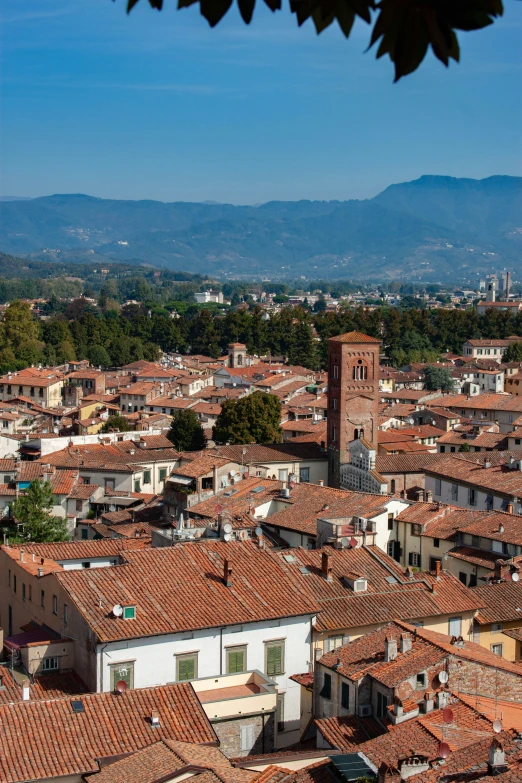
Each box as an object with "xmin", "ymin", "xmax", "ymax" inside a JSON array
[
  {"xmin": 415, "ymin": 489, "xmax": 424, "ymax": 502},
  {"xmin": 399, "ymin": 632, "xmax": 412, "ymax": 654},
  {"xmin": 321, "ymin": 551, "xmax": 333, "ymax": 582},
  {"xmin": 393, "ymin": 698, "xmax": 403, "ymax": 718},
  {"xmin": 488, "ymin": 739, "xmax": 508, "ymax": 775},
  {"xmin": 424, "ymin": 490, "xmax": 433, "ymax": 503},
  {"xmin": 37, "ymin": 567, "xmax": 44, "ymax": 578},
  {"xmin": 21, "ymin": 680, "xmax": 30, "ymax": 701},
  {"xmin": 150, "ymin": 709, "xmax": 160, "ymax": 727},
  {"xmin": 436, "ymin": 690, "xmax": 449, "ymax": 709},
  {"xmin": 422, "ymin": 691, "xmax": 434, "ymax": 713},
  {"xmin": 507, "ymin": 503, "xmax": 514, "ymax": 514},
  {"xmin": 223, "ymin": 558, "xmax": 232, "ymax": 587},
  {"xmin": 384, "ymin": 635, "xmax": 398, "ymax": 662},
  {"xmin": 434, "ymin": 560, "xmax": 441, "ymax": 578},
  {"xmin": 318, "ymin": 479, "xmax": 324, "ymax": 487},
  {"xmin": 400, "ymin": 490, "xmax": 406, "ymax": 499},
  {"xmin": 19, "ymin": 549, "xmax": 24, "ymax": 563}
]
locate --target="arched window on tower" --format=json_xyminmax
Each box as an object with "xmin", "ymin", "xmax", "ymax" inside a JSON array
[
  {"xmin": 354, "ymin": 429, "xmax": 360, "ymax": 440},
  {"xmin": 237, "ymin": 354, "xmax": 243, "ymax": 366},
  {"xmin": 352, "ymin": 360, "xmax": 368, "ymax": 381}
]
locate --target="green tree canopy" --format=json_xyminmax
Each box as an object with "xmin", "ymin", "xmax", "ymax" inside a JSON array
[
  {"xmin": 213, "ymin": 391, "xmax": 283, "ymax": 445},
  {"xmin": 167, "ymin": 408, "xmax": 207, "ymax": 451},
  {"xmin": 11, "ymin": 479, "xmax": 69, "ymax": 543},
  {"xmin": 423, "ymin": 365, "xmax": 456, "ymax": 392},
  {"xmin": 503, "ymin": 341, "xmax": 522, "ymax": 363},
  {"xmin": 125, "ymin": 0, "xmax": 503, "ymax": 82},
  {"xmin": 100, "ymin": 414, "xmax": 132, "ymax": 433}
]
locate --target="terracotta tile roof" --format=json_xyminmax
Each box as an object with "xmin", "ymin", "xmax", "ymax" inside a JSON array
[
  {"xmin": 315, "ymin": 714, "xmax": 385, "ymax": 751},
  {"xmin": 328, "ymin": 331, "xmax": 381, "ymax": 344},
  {"xmin": 0, "ymin": 667, "xmax": 88, "ymax": 705},
  {"xmin": 0, "ymin": 459, "xmax": 17, "ymax": 471},
  {"xmin": 0, "ymin": 484, "xmax": 16, "ymax": 496},
  {"xmin": 457, "ymin": 693, "xmax": 522, "ymax": 732},
  {"xmin": 214, "ymin": 443, "xmax": 326, "ymax": 463},
  {"xmin": 0, "ymin": 682, "xmax": 216, "ymax": 783},
  {"xmin": 448, "ymin": 545, "xmax": 499, "ymax": 570},
  {"xmin": 425, "ymin": 452, "xmax": 522, "ymax": 495},
  {"xmin": 172, "ymin": 455, "xmax": 232, "ymax": 479},
  {"xmin": 38, "ymin": 442, "xmax": 179, "ymax": 470},
  {"xmin": 55, "ymin": 540, "xmax": 319, "ymax": 642},
  {"xmin": 2, "ymin": 546, "xmax": 63, "ymax": 577},
  {"xmin": 69, "ymin": 482, "xmax": 100, "ymax": 499},
  {"xmin": 473, "ymin": 582, "xmax": 522, "ymax": 624},
  {"xmin": 8, "ymin": 538, "xmax": 147, "ymax": 561},
  {"xmin": 289, "ymin": 672, "xmax": 314, "ymax": 688},
  {"xmin": 276, "ymin": 547, "xmax": 481, "ymax": 633},
  {"xmin": 376, "ymin": 453, "xmax": 445, "ymax": 474},
  {"xmin": 187, "ymin": 477, "xmax": 282, "ymax": 520},
  {"xmin": 92, "ymin": 739, "xmax": 255, "ymax": 783}
]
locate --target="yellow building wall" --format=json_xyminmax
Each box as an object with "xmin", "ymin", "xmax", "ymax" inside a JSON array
[{"xmin": 475, "ymin": 620, "xmax": 522, "ymax": 662}]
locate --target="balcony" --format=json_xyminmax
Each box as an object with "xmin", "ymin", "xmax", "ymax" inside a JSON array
[{"xmin": 192, "ymin": 670, "xmax": 277, "ymax": 721}]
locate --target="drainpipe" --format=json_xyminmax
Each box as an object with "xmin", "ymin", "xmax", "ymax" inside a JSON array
[
  {"xmin": 99, "ymin": 643, "xmax": 108, "ymax": 691},
  {"xmin": 220, "ymin": 627, "xmax": 224, "ymax": 675}
]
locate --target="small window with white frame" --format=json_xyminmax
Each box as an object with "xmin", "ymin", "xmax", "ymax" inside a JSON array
[{"xmin": 42, "ymin": 656, "xmax": 60, "ymax": 672}]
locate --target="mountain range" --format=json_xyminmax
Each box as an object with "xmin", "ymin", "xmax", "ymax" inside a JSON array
[{"xmin": 1, "ymin": 175, "xmax": 520, "ymax": 281}]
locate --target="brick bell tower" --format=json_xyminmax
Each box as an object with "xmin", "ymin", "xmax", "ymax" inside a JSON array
[{"xmin": 327, "ymin": 331, "xmax": 381, "ymax": 488}]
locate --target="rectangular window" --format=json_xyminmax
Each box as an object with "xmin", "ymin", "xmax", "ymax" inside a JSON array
[
  {"xmin": 416, "ymin": 672, "xmax": 427, "ymax": 688},
  {"xmin": 159, "ymin": 468, "xmax": 167, "ymax": 482},
  {"xmin": 449, "ymin": 616, "xmax": 462, "ymax": 637},
  {"xmin": 412, "ymin": 524, "xmax": 421, "ymax": 536},
  {"xmin": 40, "ymin": 589, "xmax": 45, "ymax": 608},
  {"xmin": 435, "ymin": 479, "xmax": 441, "ymax": 496},
  {"xmin": 333, "ymin": 365, "xmax": 339, "ymax": 379},
  {"xmin": 278, "ymin": 469, "xmax": 288, "ymax": 482},
  {"xmin": 240, "ymin": 724, "xmax": 255, "ymax": 752},
  {"xmin": 459, "ymin": 572, "xmax": 467, "ymax": 586},
  {"xmin": 266, "ymin": 641, "xmax": 284, "ymax": 676},
  {"xmin": 177, "ymin": 653, "xmax": 198, "ymax": 681},
  {"xmin": 22, "ymin": 583, "xmax": 26, "ymax": 601},
  {"xmin": 52, "ymin": 595, "xmax": 58, "ymax": 615},
  {"xmin": 64, "ymin": 604, "xmax": 69, "ymax": 626},
  {"xmin": 134, "ymin": 480, "xmax": 141, "ymax": 493},
  {"xmin": 491, "ymin": 644, "xmax": 503, "ymax": 657},
  {"xmin": 75, "ymin": 499, "xmax": 83, "ymax": 512},
  {"xmin": 104, "ymin": 478, "xmax": 115, "ymax": 491},
  {"xmin": 468, "ymin": 488, "xmax": 476, "ymax": 506},
  {"xmin": 388, "ymin": 513, "xmax": 394, "ymax": 531},
  {"xmin": 321, "ymin": 672, "xmax": 332, "ymax": 699},
  {"xmin": 325, "ymin": 636, "xmax": 344, "ymax": 652},
  {"xmin": 143, "ymin": 470, "xmax": 151, "ymax": 485},
  {"xmin": 451, "ymin": 484, "xmax": 458, "ymax": 501},
  {"xmin": 332, "ymin": 398, "xmax": 337, "ymax": 411},
  {"xmin": 42, "ymin": 656, "xmax": 59, "ymax": 671},
  {"xmin": 13, "ymin": 575, "xmax": 16, "ymax": 593},
  {"xmin": 471, "ymin": 535, "xmax": 481, "ymax": 548},
  {"xmin": 408, "ymin": 552, "xmax": 421, "ymax": 568},
  {"xmin": 28, "ymin": 584, "xmax": 32, "ymax": 602},
  {"xmin": 341, "ymin": 682, "xmax": 350, "ymax": 710},
  {"xmin": 299, "ymin": 467, "xmax": 310, "ymax": 483},
  {"xmin": 276, "ymin": 693, "xmax": 285, "ymax": 732},
  {"xmin": 123, "ymin": 605, "xmax": 136, "ymax": 620},
  {"xmin": 110, "ymin": 661, "xmax": 134, "ymax": 690},
  {"xmin": 227, "ymin": 646, "xmax": 247, "ymax": 674},
  {"xmin": 377, "ymin": 692, "xmax": 388, "ymax": 718},
  {"xmin": 433, "ymin": 538, "xmax": 440, "ymax": 548},
  {"xmin": 491, "ymin": 622, "xmax": 503, "ymax": 633}
]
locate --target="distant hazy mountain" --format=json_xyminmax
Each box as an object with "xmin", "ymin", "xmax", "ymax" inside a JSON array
[{"xmin": 1, "ymin": 176, "xmax": 520, "ymax": 281}]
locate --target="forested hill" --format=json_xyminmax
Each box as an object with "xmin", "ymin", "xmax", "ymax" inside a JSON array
[{"xmin": 1, "ymin": 176, "xmax": 521, "ymax": 281}]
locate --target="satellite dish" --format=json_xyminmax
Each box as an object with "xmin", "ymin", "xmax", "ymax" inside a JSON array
[
  {"xmin": 224, "ymin": 533, "xmax": 231, "ymax": 542},
  {"xmin": 223, "ymin": 523, "xmax": 232, "ymax": 534},
  {"xmin": 255, "ymin": 526, "xmax": 263, "ymax": 537},
  {"xmin": 493, "ymin": 719, "xmax": 503, "ymax": 733},
  {"xmin": 438, "ymin": 742, "xmax": 451, "ymax": 759},
  {"xmin": 513, "ymin": 572, "xmax": 520, "ymax": 582},
  {"xmin": 443, "ymin": 707, "xmax": 454, "ymax": 724},
  {"xmin": 109, "ymin": 505, "xmax": 116, "ymax": 513},
  {"xmin": 112, "ymin": 604, "xmax": 123, "ymax": 617},
  {"xmin": 438, "ymin": 670, "xmax": 449, "ymax": 684},
  {"xmin": 341, "ymin": 537, "xmax": 350, "ymax": 548},
  {"xmin": 115, "ymin": 680, "xmax": 127, "ymax": 693},
  {"xmin": 230, "ymin": 470, "xmax": 236, "ymax": 477}
]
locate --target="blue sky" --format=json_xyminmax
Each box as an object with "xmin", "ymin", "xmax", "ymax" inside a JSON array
[{"xmin": 1, "ymin": 0, "xmax": 521, "ymax": 203}]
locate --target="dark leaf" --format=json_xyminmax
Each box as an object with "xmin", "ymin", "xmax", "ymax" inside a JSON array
[
  {"xmin": 346, "ymin": 0, "xmax": 373, "ymax": 23},
  {"xmin": 238, "ymin": 0, "xmax": 256, "ymax": 23},
  {"xmin": 312, "ymin": 7, "xmax": 335, "ymax": 32},
  {"xmin": 127, "ymin": 0, "xmax": 141, "ymax": 11},
  {"xmin": 263, "ymin": 0, "xmax": 282, "ymax": 11},
  {"xmin": 200, "ymin": 0, "xmax": 233, "ymax": 25},
  {"xmin": 336, "ymin": 0, "xmax": 355, "ymax": 37},
  {"xmin": 447, "ymin": 29, "xmax": 460, "ymax": 63},
  {"xmin": 393, "ymin": 8, "xmax": 429, "ymax": 81}
]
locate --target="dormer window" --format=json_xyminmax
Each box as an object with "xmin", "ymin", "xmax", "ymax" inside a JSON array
[{"xmin": 123, "ymin": 605, "xmax": 136, "ymax": 619}]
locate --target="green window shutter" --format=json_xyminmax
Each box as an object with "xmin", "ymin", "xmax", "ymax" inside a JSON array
[
  {"xmin": 178, "ymin": 657, "xmax": 195, "ymax": 681},
  {"xmin": 228, "ymin": 650, "xmax": 244, "ymax": 673},
  {"xmin": 267, "ymin": 645, "xmax": 282, "ymax": 675}
]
